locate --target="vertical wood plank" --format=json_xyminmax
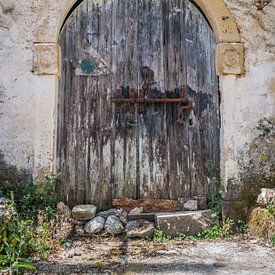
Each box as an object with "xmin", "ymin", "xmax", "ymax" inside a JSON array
[
  {"xmin": 58, "ymin": 0, "xmax": 220, "ymax": 208},
  {"xmin": 185, "ymin": 0, "xmax": 219, "ymax": 197},
  {"xmin": 111, "ymin": 0, "xmax": 138, "ymax": 200},
  {"xmin": 86, "ymin": 0, "xmax": 113, "ymax": 209},
  {"xmin": 138, "ymin": 0, "xmax": 169, "ymax": 199},
  {"xmin": 164, "ymin": 0, "xmax": 190, "ymax": 199},
  {"xmin": 186, "ymin": 1, "xmax": 207, "ymax": 197}
]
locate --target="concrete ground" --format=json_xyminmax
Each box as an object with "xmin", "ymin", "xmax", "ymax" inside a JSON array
[{"xmin": 36, "ymin": 235, "xmax": 274, "ymax": 274}]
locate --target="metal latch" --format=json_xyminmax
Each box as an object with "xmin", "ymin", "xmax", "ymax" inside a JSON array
[{"xmin": 111, "ymin": 68, "xmax": 192, "ymax": 125}]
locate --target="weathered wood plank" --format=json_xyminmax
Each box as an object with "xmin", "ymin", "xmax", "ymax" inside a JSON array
[
  {"xmin": 185, "ymin": 1, "xmax": 219, "ymax": 197},
  {"xmin": 112, "ymin": 0, "xmax": 138, "ymax": 200},
  {"xmin": 138, "ymin": 0, "xmax": 170, "ymax": 199},
  {"xmin": 58, "ymin": 0, "xmax": 220, "ymax": 210},
  {"xmin": 87, "ymin": 76, "xmax": 112, "ymax": 209},
  {"xmin": 112, "ymin": 198, "xmax": 180, "ymax": 212},
  {"xmin": 86, "ymin": 0, "xmax": 112, "ymax": 209},
  {"xmin": 165, "ymin": 0, "xmax": 190, "ymax": 199}
]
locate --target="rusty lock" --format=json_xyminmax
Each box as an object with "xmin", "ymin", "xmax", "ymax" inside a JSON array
[
  {"xmin": 112, "ymin": 69, "xmax": 192, "ymax": 125},
  {"xmin": 176, "ymin": 90, "xmax": 193, "ymax": 125}
]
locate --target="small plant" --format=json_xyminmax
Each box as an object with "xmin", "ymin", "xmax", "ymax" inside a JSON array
[
  {"xmin": 0, "ymin": 174, "xmax": 72, "ymax": 273},
  {"xmin": 152, "ymin": 229, "xmax": 172, "ymax": 243},
  {"xmin": 0, "ymin": 204, "xmax": 36, "ymax": 273},
  {"xmin": 271, "ymin": 234, "xmax": 275, "ymax": 246},
  {"xmin": 221, "ymin": 218, "xmax": 235, "ymax": 236},
  {"xmin": 0, "ymin": 174, "xmax": 59, "ymax": 219},
  {"xmin": 207, "ymin": 162, "xmax": 224, "ymax": 222},
  {"xmin": 235, "ymin": 219, "xmax": 247, "ymax": 234},
  {"xmin": 154, "ymin": 218, "xmax": 240, "ymax": 242},
  {"xmin": 266, "ymin": 203, "xmax": 275, "ymax": 217},
  {"xmin": 196, "ymin": 218, "xmax": 234, "ymax": 239},
  {"xmin": 30, "ymin": 209, "xmax": 72, "ymax": 259},
  {"xmin": 197, "ymin": 225, "xmax": 224, "ymax": 239},
  {"xmin": 177, "ymin": 233, "xmax": 199, "ymax": 241}
]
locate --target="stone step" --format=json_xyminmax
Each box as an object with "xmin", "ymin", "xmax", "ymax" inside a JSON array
[
  {"xmin": 155, "ymin": 210, "xmax": 213, "ymax": 236},
  {"xmin": 128, "ymin": 213, "xmax": 156, "ymax": 223}
]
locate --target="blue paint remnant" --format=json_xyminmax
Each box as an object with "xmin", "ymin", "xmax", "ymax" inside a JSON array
[{"xmin": 80, "ymin": 58, "xmax": 98, "ymax": 74}]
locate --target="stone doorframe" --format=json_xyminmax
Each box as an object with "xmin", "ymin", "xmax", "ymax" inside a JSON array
[
  {"xmin": 33, "ymin": 0, "xmax": 244, "ymax": 77},
  {"xmin": 32, "ymin": 0, "xmax": 244, "ymax": 179}
]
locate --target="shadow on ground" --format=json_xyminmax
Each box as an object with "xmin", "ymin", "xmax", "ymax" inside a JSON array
[{"xmin": 34, "ymin": 236, "xmax": 274, "ymax": 275}]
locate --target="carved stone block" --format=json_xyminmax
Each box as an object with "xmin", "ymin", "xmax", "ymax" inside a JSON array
[
  {"xmin": 33, "ymin": 43, "xmax": 60, "ymax": 75},
  {"xmin": 216, "ymin": 43, "xmax": 244, "ymax": 75}
]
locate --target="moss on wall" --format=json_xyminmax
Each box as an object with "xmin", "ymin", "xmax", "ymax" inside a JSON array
[
  {"xmin": 222, "ymin": 118, "xmax": 275, "ymax": 221},
  {"xmin": 0, "ymin": 151, "xmax": 32, "ymax": 184}
]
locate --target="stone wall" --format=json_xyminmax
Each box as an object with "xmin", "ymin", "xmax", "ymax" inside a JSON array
[
  {"xmin": 0, "ymin": 0, "xmax": 274, "ymax": 217},
  {"xmin": 0, "ymin": 0, "xmax": 70, "ymax": 180},
  {"xmin": 220, "ymin": 0, "xmax": 275, "ymax": 218}
]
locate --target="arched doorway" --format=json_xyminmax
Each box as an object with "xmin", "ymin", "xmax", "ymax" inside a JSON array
[{"xmin": 57, "ymin": 0, "xmax": 220, "ymax": 210}]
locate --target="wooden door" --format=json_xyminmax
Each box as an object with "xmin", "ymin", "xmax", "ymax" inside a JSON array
[{"xmin": 57, "ymin": 0, "xmax": 220, "ymax": 210}]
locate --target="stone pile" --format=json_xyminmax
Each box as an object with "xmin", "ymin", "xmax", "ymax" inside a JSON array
[
  {"xmin": 72, "ymin": 205, "xmax": 154, "ymax": 238},
  {"xmin": 256, "ymin": 188, "xmax": 275, "ymax": 206}
]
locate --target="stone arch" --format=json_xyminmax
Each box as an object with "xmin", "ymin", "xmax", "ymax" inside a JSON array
[
  {"xmin": 57, "ymin": 0, "xmax": 240, "ymax": 43},
  {"xmin": 52, "ymin": 0, "xmax": 243, "ymax": 76},
  {"xmin": 194, "ymin": 0, "xmax": 240, "ymax": 43}
]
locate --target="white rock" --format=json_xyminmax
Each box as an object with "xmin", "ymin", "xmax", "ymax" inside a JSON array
[
  {"xmin": 156, "ymin": 210, "xmax": 214, "ymax": 236},
  {"xmin": 183, "ymin": 199, "xmax": 198, "ymax": 211},
  {"xmin": 72, "ymin": 205, "xmax": 96, "ymax": 221},
  {"xmin": 129, "ymin": 207, "xmax": 143, "ymax": 215},
  {"xmin": 126, "ymin": 220, "xmax": 155, "ymax": 238},
  {"xmin": 84, "ymin": 216, "xmax": 105, "ymax": 234},
  {"xmin": 104, "ymin": 215, "xmax": 124, "ymax": 234},
  {"xmin": 257, "ymin": 188, "xmax": 275, "ymax": 206},
  {"xmin": 98, "ymin": 208, "xmax": 127, "ymax": 225}
]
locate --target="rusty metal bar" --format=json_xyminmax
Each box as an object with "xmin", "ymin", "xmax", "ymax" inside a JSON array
[
  {"xmin": 112, "ymin": 83, "xmax": 193, "ymax": 125},
  {"xmin": 111, "ymin": 98, "xmax": 187, "ymax": 103}
]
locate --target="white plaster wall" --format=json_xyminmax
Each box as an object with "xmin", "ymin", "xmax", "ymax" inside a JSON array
[
  {"xmin": 0, "ymin": 0, "xmax": 72, "ymax": 178},
  {"xmin": 0, "ymin": 0, "xmax": 274, "ymax": 183},
  {"xmin": 221, "ymin": 0, "xmax": 275, "ymax": 182}
]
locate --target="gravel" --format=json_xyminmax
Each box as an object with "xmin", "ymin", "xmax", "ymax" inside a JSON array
[{"xmin": 35, "ymin": 235, "xmax": 275, "ymax": 274}]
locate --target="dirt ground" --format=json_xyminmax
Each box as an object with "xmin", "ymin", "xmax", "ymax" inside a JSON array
[{"xmin": 36, "ymin": 235, "xmax": 274, "ymax": 274}]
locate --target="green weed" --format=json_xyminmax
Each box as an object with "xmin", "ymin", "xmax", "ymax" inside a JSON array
[
  {"xmin": 266, "ymin": 203, "xmax": 275, "ymax": 217},
  {"xmin": 152, "ymin": 229, "xmax": 172, "ymax": 243},
  {"xmin": 0, "ymin": 174, "xmax": 71, "ymax": 273},
  {"xmin": 152, "ymin": 218, "xmax": 243, "ymax": 243},
  {"xmin": 0, "ymin": 174, "xmax": 59, "ymax": 219},
  {"xmin": 235, "ymin": 219, "xmax": 247, "ymax": 233},
  {"xmin": 0, "ymin": 205, "xmax": 36, "ymax": 273},
  {"xmin": 177, "ymin": 233, "xmax": 200, "ymax": 241},
  {"xmin": 207, "ymin": 162, "xmax": 224, "ymax": 222},
  {"xmin": 198, "ymin": 225, "xmax": 225, "ymax": 239}
]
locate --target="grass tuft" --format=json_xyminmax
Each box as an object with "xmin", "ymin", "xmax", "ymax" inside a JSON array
[{"xmin": 248, "ymin": 207, "xmax": 275, "ymax": 242}]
